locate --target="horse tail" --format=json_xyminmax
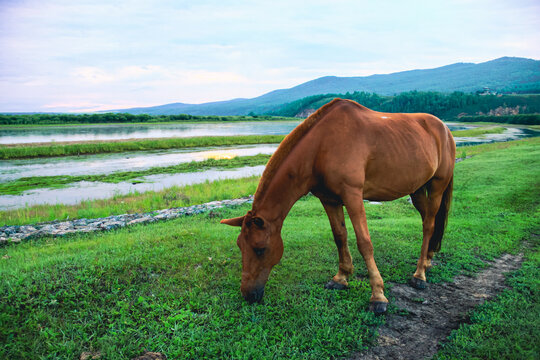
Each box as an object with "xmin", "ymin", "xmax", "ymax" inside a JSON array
[{"xmin": 428, "ymin": 175, "xmax": 453, "ymax": 253}]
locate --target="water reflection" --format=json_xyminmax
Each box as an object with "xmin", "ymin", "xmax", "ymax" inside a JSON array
[
  {"xmin": 1, "ymin": 121, "xmax": 471, "ymax": 144},
  {"xmin": 0, "ymin": 121, "xmax": 301, "ymax": 144},
  {"xmin": 0, "ymin": 166, "xmax": 265, "ymax": 210},
  {"xmin": 0, "ymin": 144, "xmax": 278, "ymax": 181},
  {"xmin": 454, "ymin": 127, "xmax": 538, "ymax": 146}
]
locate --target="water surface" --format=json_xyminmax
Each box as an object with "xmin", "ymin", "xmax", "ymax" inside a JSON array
[
  {"xmin": 1, "ymin": 121, "xmax": 473, "ymax": 145},
  {"xmin": 0, "ymin": 144, "xmax": 277, "ymax": 181},
  {"xmin": 0, "ymin": 166, "xmax": 265, "ymax": 210},
  {"xmin": 0, "ymin": 121, "xmax": 301, "ymax": 144}
]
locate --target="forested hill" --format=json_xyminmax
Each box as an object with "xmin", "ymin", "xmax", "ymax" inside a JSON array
[
  {"xmin": 113, "ymin": 57, "xmax": 540, "ymax": 115},
  {"xmin": 268, "ymin": 91, "xmax": 540, "ymax": 122}
]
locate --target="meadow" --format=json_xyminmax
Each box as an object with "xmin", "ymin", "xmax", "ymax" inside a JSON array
[{"xmin": 0, "ymin": 138, "xmax": 538, "ymax": 359}]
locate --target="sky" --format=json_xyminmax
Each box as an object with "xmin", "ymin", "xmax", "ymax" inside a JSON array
[{"xmin": 1, "ymin": 0, "xmax": 539, "ymax": 113}]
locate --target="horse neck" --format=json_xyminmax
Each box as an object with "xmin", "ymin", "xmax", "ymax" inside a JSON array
[{"xmin": 253, "ymin": 161, "xmax": 313, "ymax": 227}]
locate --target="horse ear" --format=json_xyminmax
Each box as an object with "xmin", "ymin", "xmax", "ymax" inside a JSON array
[{"xmin": 220, "ymin": 216, "xmax": 245, "ymax": 227}]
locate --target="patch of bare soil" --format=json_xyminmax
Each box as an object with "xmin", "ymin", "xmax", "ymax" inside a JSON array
[{"xmin": 352, "ymin": 253, "xmax": 524, "ymax": 360}]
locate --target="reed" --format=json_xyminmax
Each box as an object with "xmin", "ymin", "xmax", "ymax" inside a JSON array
[{"xmin": 0, "ymin": 135, "xmax": 285, "ymax": 159}]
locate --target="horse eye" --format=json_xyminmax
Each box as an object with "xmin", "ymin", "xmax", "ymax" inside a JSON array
[
  {"xmin": 253, "ymin": 247, "xmax": 266, "ymax": 256},
  {"xmin": 253, "ymin": 217, "xmax": 264, "ymax": 228}
]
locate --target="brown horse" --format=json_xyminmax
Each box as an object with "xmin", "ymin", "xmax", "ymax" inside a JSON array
[{"xmin": 221, "ymin": 99, "xmax": 455, "ymax": 313}]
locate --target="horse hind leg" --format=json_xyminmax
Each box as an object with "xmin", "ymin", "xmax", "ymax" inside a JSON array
[
  {"xmin": 321, "ymin": 200, "xmax": 354, "ymax": 290},
  {"xmin": 410, "ymin": 177, "xmax": 452, "ymax": 289}
]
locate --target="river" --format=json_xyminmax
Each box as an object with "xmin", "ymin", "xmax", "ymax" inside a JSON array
[
  {"xmin": 0, "ymin": 121, "xmax": 477, "ymax": 145},
  {"xmin": 0, "ymin": 121, "xmax": 302, "ymax": 144},
  {"xmin": 0, "ymin": 122, "xmax": 537, "ymax": 210}
]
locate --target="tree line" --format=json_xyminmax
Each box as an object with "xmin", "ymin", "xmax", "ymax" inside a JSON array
[
  {"xmin": 2, "ymin": 91, "xmax": 539, "ymax": 125},
  {"xmin": 267, "ymin": 91, "xmax": 540, "ymax": 123},
  {"xmin": 0, "ymin": 113, "xmax": 287, "ymax": 126}
]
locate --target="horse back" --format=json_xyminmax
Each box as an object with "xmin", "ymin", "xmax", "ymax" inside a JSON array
[{"xmin": 309, "ymin": 100, "xmax": 455, "ymax": 201}]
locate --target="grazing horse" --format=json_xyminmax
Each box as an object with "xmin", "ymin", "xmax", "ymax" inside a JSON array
[{"xmin": 221, "ymin": 99, "xmax": 455, "ymax": 313}]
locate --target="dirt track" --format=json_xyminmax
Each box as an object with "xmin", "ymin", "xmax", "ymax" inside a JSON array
[{"xmin": 352, "ymin": 253, "xmax": 524, "ymax": 360}]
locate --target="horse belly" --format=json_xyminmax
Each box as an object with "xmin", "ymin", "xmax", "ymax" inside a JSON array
[{"xmin": 363, "ymin": 155, "xmax": 437, "ymax": 201}]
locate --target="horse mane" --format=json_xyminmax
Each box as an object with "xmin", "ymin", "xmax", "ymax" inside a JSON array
[{"xmin": 253, "ymin": 98, "xmax": 344, "ymax": 205}]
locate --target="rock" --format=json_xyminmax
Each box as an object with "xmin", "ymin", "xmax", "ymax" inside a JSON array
[
  {"xmin": 20, "ymin": 225, "xmax": 37, "ymax": 233},
  {"xmin": 3, "ymin": 227, "xmax": 17, "ymax": 235},
  {"xmin": 39, "ymin": 224, "xmax": 56, "ymax": 233},
  {"xmin": 101, "ymin": 221, "xmax": 125, "ymax": 230},
  {"xmin": 2, "ymin": 196, "xmax": 254, "ymax": 244},
  {"xmin": 127, "ymin": 217, "xmax": 152, "ymax": 225}
]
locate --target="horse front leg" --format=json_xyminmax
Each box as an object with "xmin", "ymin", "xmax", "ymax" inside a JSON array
[
  {"xmin": 343, "ymin": 188, "xmax": 388, "ymax": 314},
  {"xmin": 321, "ymin": 201, "xmax": 353, "ymax": 290}
]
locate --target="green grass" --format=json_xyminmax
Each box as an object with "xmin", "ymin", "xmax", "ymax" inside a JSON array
[
  {"xmin": 435, "ymin": 243, "xmax": 540, "ymax": 360},
  {"xmin": 451, "ymin": 125, "xmax": 506, "ymax": 137},
  {"xmin": 0, "ymin": 177, "xmax": 260, "ymax": 226},
  {"xmin": 0, "ymin": 154, "xmax": 271, "ymax": 195},
  {"xmin": 0, "ymin": 135, "xmax": 285, "ymax": 160},
  {"xmin": 0, "ymin": 138, "xmax": 538, "ymax": 358}
]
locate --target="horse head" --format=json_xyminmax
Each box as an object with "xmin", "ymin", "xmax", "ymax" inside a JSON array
[{"xmin": 221, "ymin": 210, "xmax": 284, "ymax": 303}]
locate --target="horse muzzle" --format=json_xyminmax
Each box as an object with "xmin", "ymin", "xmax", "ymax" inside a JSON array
[{"xmin": 243, "ymin": 286, "xmax": 265, "ymax": 304}]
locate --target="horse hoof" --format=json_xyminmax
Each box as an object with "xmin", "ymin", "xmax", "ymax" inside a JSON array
[
  {"xmin": 369, "ymin": 301, "xmax": 388, "ymax": 315},
  {"xmin": 410, "ymin": 276, "xmax": 427, "ymax": 290},
  {"xmin": 324, "ymin": 280, "xmax": 348, "ymax": 290}
]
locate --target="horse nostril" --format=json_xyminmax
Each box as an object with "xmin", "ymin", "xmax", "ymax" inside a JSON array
[
  {"xmin": 253, "ymin": 247, "xmax": 266, "ymax": 256},
  {"xmin": 244, "ymin": 287, "xmax": 265, "ymax": 304}
]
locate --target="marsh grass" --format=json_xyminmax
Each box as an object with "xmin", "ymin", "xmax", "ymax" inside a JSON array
[
  {"xmin": 0, "ymin": 154, "xmax": 271, "ymax": 195},
  {"xmin": 0, "ymin": 138, "xmax": 539, "ymax": 359},
  {"xmin": 0, "ymin": 177, "xmax": 260, "ymax": 225},
  {"xmin": 1, "ymin": 125, "xmax": 532, "ymax": 160},
  {"xmin": 451, "ymin": 126, "xmax": 506, "ymax": 138},
  {"xmin": 0, "ymin": 135, "xmax": 285, "ymax": 160}
]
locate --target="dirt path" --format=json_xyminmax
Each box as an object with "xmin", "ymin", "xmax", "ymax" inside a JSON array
[{"xmin": 352, "ymin": 253, "xmax": 524, "ymax": 360}]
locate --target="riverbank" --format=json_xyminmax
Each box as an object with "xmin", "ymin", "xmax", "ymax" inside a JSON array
[
  {"xmin": 1, "ymin": 196, "xmax": 254, "ymax": 244},
  {"xmin": 0, "ymin": 176, "xmax": 261, "ymax": 225},
  {"xmin": 0, "ymin": 154, "xmax": 270, "ymax": 195},
  {"xmin": 0, "ymin": 135, "xmax": 286, "ymax": 159}
]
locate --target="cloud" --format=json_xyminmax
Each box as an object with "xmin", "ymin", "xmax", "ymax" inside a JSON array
[
  {"xmin": 69, "ymin": 65, "xmax": 248, "ymax": 86},
  {"xmin": 1, "ymin": 0, "xmax": 539, "ymax": 112},
  {"xmin": 71, "ymin": 67, "xmax": 115, "ymax": 84}
]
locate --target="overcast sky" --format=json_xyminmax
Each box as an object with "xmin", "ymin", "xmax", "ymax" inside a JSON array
[{"xmin": 1, "ymin": 0, "xmax": 539, "ymax": 112}]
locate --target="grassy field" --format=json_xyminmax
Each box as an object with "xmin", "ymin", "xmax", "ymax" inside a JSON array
[
  {"xmin": 435, "ymin": 246, "xmax": 539, "ymax": 360},
  {"xmin": 0, "ymin": 135, "xmax": 286, "ymax": 160},
  {"xmin": 0, "ymin": 138, "xmax": 538, "ymax": 359}
]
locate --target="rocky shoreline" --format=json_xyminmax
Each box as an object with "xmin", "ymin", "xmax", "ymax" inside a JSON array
[{"xmin": 0, "ymin": 196, "xmax": 253, "ymax": 245}]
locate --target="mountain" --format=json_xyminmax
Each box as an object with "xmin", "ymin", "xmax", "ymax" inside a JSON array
[{"xmin": 112, "ymin": 57, "xmax": 540, "ymax": 115}]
